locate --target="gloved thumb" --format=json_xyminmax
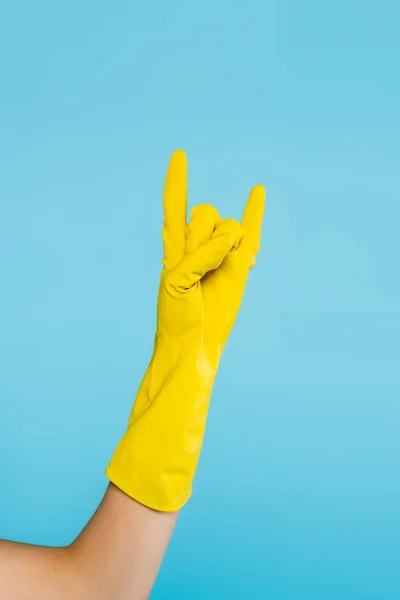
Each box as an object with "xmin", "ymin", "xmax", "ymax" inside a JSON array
[{"xmin": 166, "ymin": 220, "xmax": 242, "ymax": 292}]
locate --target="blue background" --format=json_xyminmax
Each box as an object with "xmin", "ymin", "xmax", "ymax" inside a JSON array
[{"xmin": 1, "ymin": 1, "xmax": 399, "ymax": 598}]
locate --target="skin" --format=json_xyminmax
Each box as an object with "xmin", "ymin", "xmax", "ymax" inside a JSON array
[
  {"xmin": 0, "ymin": 150, "xmax": 265, "ymax": 599},
  {"xmin": 0, "ymin": 484, "xmax": 178, "ymax": 600}
]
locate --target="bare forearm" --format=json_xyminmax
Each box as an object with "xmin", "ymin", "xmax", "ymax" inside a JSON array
[
  {"xmin": 0, "ymin": 485, "xmax": 178, "ymax": 600},
  {"xmin": 72, "ymin": 483, "xmax": 178, "ymax": 600},
  {"xmin": 0, "ymin": 540, "xmax": 80, "ymax": 600}
]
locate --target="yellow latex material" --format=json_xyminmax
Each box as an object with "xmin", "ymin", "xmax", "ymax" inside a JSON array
[{"xmin": 106, "ymin": 150, "xmax": 265, "ymax": 512}]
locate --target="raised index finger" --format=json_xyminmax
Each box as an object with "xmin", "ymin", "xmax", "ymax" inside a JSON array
[{"xmin": 162, "ymin": 149, "xmax": 188, "ymax": 269}]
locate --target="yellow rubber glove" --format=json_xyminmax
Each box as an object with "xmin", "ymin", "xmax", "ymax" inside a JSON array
[{"xmin": 106, "ymin": 150, "xmax": 265, "ymax": 512}]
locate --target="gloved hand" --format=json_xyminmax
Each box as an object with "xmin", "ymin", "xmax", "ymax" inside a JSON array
[{"xmin": 106, "ymin": 150, "xmax": 265, "ymax": 511}]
